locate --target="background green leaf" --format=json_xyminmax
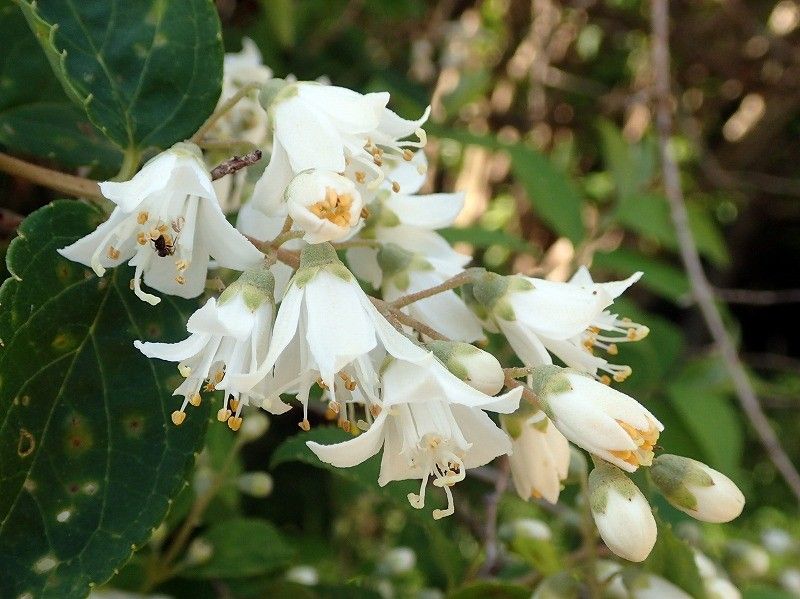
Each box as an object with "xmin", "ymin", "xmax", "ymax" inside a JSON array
[
  {"xmin": 15, "ymin": 0, "xmax": 224, "ymax": 151},
  {"xmin": 0, "ymin": 201, "xmax": 209, "ymax": 598}
]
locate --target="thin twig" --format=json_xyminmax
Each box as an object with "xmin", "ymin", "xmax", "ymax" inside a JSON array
[
  {"xmin": 478, "ymin": 455, "xmax": 510, "ymax": 577},
  {"xmin": 0, "ymin": 152, "xmax": 103, "ymax": 201},
  {"xmin": 209, "ymin": 150, "xmax": 263, "ymax": 181},
  {"xmin": 715, "ymin": 287, "xmax": 800, "ymax": 305},
  {"xmin": 190, "ymin": 82, "xmax": 261, "ymax": 143},
  {"xmin": 390, "ymin": 269, "xmax": 477, "ymax": 309},
  {"xmin": 650, "ymin": 0, "xmax": 800, "ymax": 503}
]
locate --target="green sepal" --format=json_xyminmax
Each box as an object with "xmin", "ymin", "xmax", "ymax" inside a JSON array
[
  {"xmin": 524, "ymin": 365, "xmax": 573, "ymax": 420},
  {"xmin": 471, "ymin": 272, "xmax": 533, "ymax": 321},
  {"xmin": 293, "ymin": 243, "xmax": 352, "ymax": 288},
  {"xmin": 219, "ymin": 267, "xmax": 275, "ymax": 311},
  {"xmin": 378, "ymin": 243, "xmax": 434, "ymax": 291},
  {"xmin": 588, "ymin": 461, "xmax": 639, "ymax": 514},
  {"xmin": 260, "ymin": 78, "xmax": 296, "ymax": 115},
  {"xmin": 650, "ymin": 454, "xmax": 714, "ymax": 511}
]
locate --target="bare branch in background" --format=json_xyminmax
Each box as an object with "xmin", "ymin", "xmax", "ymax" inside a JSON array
[
  {"xmin": 651, "ymin": 0, "xmax": 800, "ymax": 503},
  {"xmin": 715, "ymin": 287, "xmax": 800, "ymax": 305}
]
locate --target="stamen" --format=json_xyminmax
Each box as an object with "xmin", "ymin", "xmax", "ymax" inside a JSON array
[
  {"xmin": 391, "ymin": 181, "xmax": 400, "ymax": 193},
  {"xmin": 217, "ymin": 408, "xmax": 231, "ymax": 422},
  {"xmin": 107, "ymin": 246, "xmax": 120, "ymax": 260},
  {"xmin": 175, "ymin": 275, "xmax": 185, "ymax": 285},
  {"xmin": 188, "ymin": 393, "xmax": 202, "ymax": 407},
  {"xmin": 355, "ymin": 171, "xmax": 366, "ymax": 184},
  {"xmin": 171, "ymin": 411, "xmax": 186, "ymax": 426},
  {"xmin": 227, "ymin": 416, "xmax": 242, "ymax": 431},
  {"xmin": 137, "ymin": 211, "xmax": 149, "ymax": 225},
  {"xmin": 137, "ymin": 232, "xmax": 148, "ymax": 245},
  {"xmin": 432, "ymin": 485, "xmax": 455, "ymax": 520},
  {"xmin": 298, "ymin": 419, "xmax": 311, "ymax": 431}
]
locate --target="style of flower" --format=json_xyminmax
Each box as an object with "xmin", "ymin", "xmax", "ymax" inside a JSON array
[
  {"xmin": 588, "ymin": 461, "xmax": 657, "ymax": 562},
  {"xmin": 307, "ymin": 357, "xmax": 522, "ymax": 519},
  {"xmin": 285, "ymin": 170, "xmax": 364, "ymax": 243},
  {"xmin": 377, "ymin": 243, "xmax": 483, "ymax": 342},
  {"xmin": 226, "ymin": 243, "xmax": 432, "ymax": 427},
  {"xmin": 502, "ymin": 409, "xmax": 570, "ymax": 504},
  {"xmin": 59, "ymin": 143, "xmax": 263, "ymax": 304},
  {"xmin": 469, "ymin": 270, "xmax": 646, "ymax": 383},
  {"xmin": 529, "ymin": 366, "xmax": 663, "ymax": 471},
  {"xmin": 134, "ymin": 269, "xmax": 279, "ymax": 430}
]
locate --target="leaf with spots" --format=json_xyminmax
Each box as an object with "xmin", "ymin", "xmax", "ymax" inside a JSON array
[
  {"xmin": 0, "ymin": 0, "xmax": 121, "ymax": 172},
  {"xmin": 14, "ymin": 0, "xmax": 223, "ymax": 152},
  {"xmin": 0, "ymin": 201, "xmax": 210, "ymax": 599}
]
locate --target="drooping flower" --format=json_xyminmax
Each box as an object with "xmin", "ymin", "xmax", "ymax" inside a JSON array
[
  {"xmin": 502, "ymin": 409, "xmax": 570, "ymax": 504},
  {"xmin": 377, "ymin": 243, "xmax": 483, "ymax": 342},
  {"xmin": 346, "ymin": 151, "xmax": 469, "ymax": 287},
  {"xmin": 469, "ymin": 270, "xmax": 646, "ymax": 383},
  {"xmin": 308, "ymin": 357, "xmax": 521, "ymax": 519},
  {"xmin": 134, "ymin": 268, "xmax": 280, "ymax": 430},
  {"xmin": 426, "ymin": 340, "xmax": 505, "ymax": 395},
  {"xmin": 60, "ymin": 143, "xmax": 263, "ymax": 304},
  {"xmin": 285, "ymin": 170, "xmax": 364, "ymax": 243},
  {"xmin": 650, "ymin": 454, "xmax": 745, "ymax": 523},
  {"xmin": 588, "ymin": 461, "xmax": 657, "ymax": 562},
  {"xmin": 226, "ymin": 242, "xmax": 431, "ymax": 427},
  {"xmin": 528, "ymin": 366, "xmax": 663, "ymax": 472}
]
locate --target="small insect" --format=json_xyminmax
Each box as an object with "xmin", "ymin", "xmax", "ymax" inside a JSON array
[{"xmin": 152, "ymin": 234, "xmax": 176, "ymax": 257}]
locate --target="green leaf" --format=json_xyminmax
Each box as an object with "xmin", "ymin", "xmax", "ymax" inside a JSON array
[
  {"xmin": 0, "ymin": 201, "xmax": 209, "ymax": 599},
  {"xmin": 643, "ymin": 517, "xmax": 707, "ymax": 598},
  {"xmin": 15, "ymin": 0, "xmax": 223, "ymax": 151},
  {"xmin": 439, "ymin": 226, "xmax": 541, "ymax": 256},
  {"xmin": 592, "ymin": 247, "xmax": 691, "ymax": 304},
  {"xmin": 597, "ymin": 119, "xmax": 649, "ymax": 202},
  {"xmin": 180, "ymin": 518, "xmax": 292, "ymax": 579},
  {"xmin": 509, "ymin": 146, "xmax": 585, "ymax": 244},
  {"xmin": 448, "ymin": 581, "xmax": 530, "ymax": 599},
  {"xmin": 743, "ymin": 585, "xmax": 797, "ymax": 599},
  {"xmin": 0, "ymin": 0, "xmax": 121, "ymax": 171}
]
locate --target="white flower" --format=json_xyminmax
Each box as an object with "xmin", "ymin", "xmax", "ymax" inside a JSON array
[
  {"xmin": 60, "ymin": 143, "xmax": 263, "ymax": 305},
  {"xmin": 377, "ymin": 243, "xmax": 483, "ymax": 342},
  {"xmin": 226, "ymin": 243, "xmax": 431, "ymax": 426},
  {"xmin": 248, "ymin": 80, "xmax": 429, "ymax": 217},
  {"xmin": 588, "ymin": 462, "xmax": 657, "ymax": 562},
  {"xmin": 426, "ymin": 340, "xmax": 504, "ymax": 395},
  {"xmin": 134, "ymin": 269, "xmax": 280, "ymax": 430},
  {"xmin": 705, "ymin": 577, "xmax": 742, "ymax": 599},
  {"xmin": 381, "ymin": 547, "xmax": 416, "ymax": 575},
  {"xmin": 286, "ymin": 170, "xmax": 364, "ymax": 243},
  {"xmin": 502, "ymin": 410, "xmax": 570, "ymax": 503},
  {"xmin": 346, "ymin": 152, "xmax": 469, "ymax": 288},
  {"xmin": 618, "ymin": 571, "xmax": 694, "ymax": 599},
  {"xmin": 530, "ymin": 367, "xmax": 663, "ymax": 472},
  {"xmin": 780, "ymin": 568, "xmax": 800, "ymax": 596},
  {"xmin": 651, "ymin": 454, "xmax": 745, "ymax": 523},
  {"xmin": 307, "ymin": 357, "xmax": 521, "ymax": 520},
  {"xmin": 470, "ymin": 270, "xmax": 646, "ymax": 383}
]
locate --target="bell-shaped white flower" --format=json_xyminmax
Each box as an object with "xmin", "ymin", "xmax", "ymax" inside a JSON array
[
  {"xmin": 377, "ymin": 243, "xmax": 483, "ymax": 342},
  {"xmin": 226, "ymin": 243, "xmax": 431, "ymax": 427},
  {"xmin": 502, "ymin": 409, "xmax": 570, "ymax": 504},
  {"xmin": 134, "ymin": 268, "xmax": 280, "ymax": 430},
  {"xmin": 470, "ymin": 270, "xmax": 646, "ymax": 383},
  {"xmin": 286, "ymin": 170, "xmax": 364, "ymax": 243},
  {"xmin": 248, "ymin": 80, "xmax": 429, "ymax": 216},
  {"xmin": 426, "ymin": 340, "xmax": 504, "ymax": 395},
  {"xmin": 346, "ymin": 152, "xmax": 469, "ymax": 288},
  {"xmin": 60, "ymin": 143, "xmax": 263, "ymax": 305},
  {"xmin": 528, "ymin": 366, "xmax": 662, "ymax": 472},
  {"xmin": 651, "ymin": 454, "xmax": 745, "ymax": 523},
  {"xmin": 307, "ymin": 357, "xmax": 521, "ymax": 519},
  {"xmin": 588, "ymin": 461, "xmax": 657, "ymax": 562}
]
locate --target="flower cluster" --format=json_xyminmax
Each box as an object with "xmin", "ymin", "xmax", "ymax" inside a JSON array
[{"xmin": 58, "ymin": 42, "xmax": 744, "ymax": 563}]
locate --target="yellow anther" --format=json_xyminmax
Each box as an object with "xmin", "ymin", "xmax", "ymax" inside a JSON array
[
  {"xmin": 403, "ymin": 149, "xmax": 414, "ymax": 161},
  {"xmin": 149, "ymin": 228, "xmax": 161, "ymax": 240},
  {"xmin": 158, "ymin": 224, "xmax": 168, "ymax": 233},
  {"xmin": 355, "ymin": 171, "xmax": 366, "ymax": 184},
  {"xmin": 391, "ymin": 181, "xmax": 400, "ymax": 193},
  {"xmin": 137, "ymin": 232, "xmax": 148, "ymax": 245},
  {"xmin": 531, "ymin": 489, "xmax": 543, "ymax": 499},
  {"xmin": 171, "ymin": 411, "xmax": 186, "ymax": 426},
  {"xmin": 607, "ymin": 343, "xmax": 619, "ymax": 356},
  {"xmin": 176, "ymin": 259, "xmax": 188, "ymax": 272},
  {"xmin": 298, "ymin": 419, "xmax": 311, "ymax": 431},
  {"xmin": 369, "ymin": 404, "xmax": 382, "ymax": 418},
  {"xmin": 227, "ymin": 416, "xmax": 242, "ymax": 431},
  {"xmin": 175, "ymin": 275, "xmax": 185, "ymax": 285},
  {"xmin": 189, "ymin": 393, "xmax": 202, "ymax": 407},
  {"xmin": 316, "ymin": 378, "xmax": 328, "ymax": 390},
  {"xmin": 340, "ymin": 420, "xmax": 351, "ymax": 433},
  {"xmin": 137, "ymin": 211, "xmax": 149, "ymax": 224},
  {"xmin": 360, "ymin": 206, "xmax": 370, "ymax": 219},
  {"xmin": 217, "ymin": 408, "xmax": 231, "ymax": 422},
  {"xmin": 229, "ymin": 398, "xmax": 240, "ymax": 412},
  {"xmin": 107, "ymin": 246, "xmax": 120, "ymax": 260},
  {"xmin": 328, "ymin": 401, "xmax": 340, "ymax": 414},
  {"xmin": 599, "ymin": 375, "xmax": 612, "ymax": 385}
]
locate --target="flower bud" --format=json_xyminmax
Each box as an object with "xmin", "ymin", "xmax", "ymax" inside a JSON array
[
  {"xmin": 240, "ymin": 412, "xmax": 270, "ymax": 441},
  {"xmin": 186, "ymin": 537, "xmax": 214, "ymax": 566},
  {"xmin": 725, "ymin": 540, "xmax": 770, "ymax": 580},
  {"xmin": 704, "ymin": 577, "xmax": 742, "ymax": 599},
  {"xmin": 426, "ymin": 340, "xmax": 504, "ymax": 395},
  {"xmin": 531, "ymin": 572, "xmax": 581, "ymax": 599},
  {"xmin": 620, "ymin": 570, "xmax": 693, "ymax": 598},
  {"xmin": 780, "ymin": 568, "xmax": 800, "ymax": 595},
  {"xmin": 236, "ymin": 472, "xmax": 274, "ymax": 497},
  {"xmin": 285, "ymin": 565, "xmax": 319, "ymax": 586},
  {"xmin": 588, "ymin": 462, "xmax": 656, "ymax": 562},
  {"xmin": 381, "ymin": 547, "xmax": 416, "ymax": 575},
  {"xmin": 499, "ymin": 518, "xmax": 552, "ymax": 542},
  {"xmin": 286, "ymin": 170, "xmax": 363, "ymax": 243},
  {"xmin": 650, "ymin": 454, "xmax": 744, "ymax": 523}
]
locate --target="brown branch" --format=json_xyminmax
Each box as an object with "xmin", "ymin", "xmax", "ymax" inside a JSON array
[
  {"xmin": 210, "ymin": 150, "xmax": 262, "ymax": 181},
  {"xmin": 390, "ymin": 270, "xmax": 477, "ymax": 309},
  {"xmin": 715, "ymin": 287, "xmax": 800, "ymax": 305},
  {"xmin": 651, "ymin": 0, "xmax": 800, "ymax": 503}
]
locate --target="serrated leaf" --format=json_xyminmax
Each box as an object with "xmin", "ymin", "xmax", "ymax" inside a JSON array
[
  {"xmin": 448, "ymin": 581, "xmax": 530, "ymax": 599},
  {"xmin": 0, "ymin": 0, "xmax": 121, "ymax": 171},
  {"xmin": 180, "ymin": 518, "xmax": 292, "ymax": 579},
  {"xmin": 643, "ymin": 517, "xmax": 707, "ymax": 598},
  {"xmin": 0, "ymin": 201, "xmax": 209, "ymax": 599},
  {"xmin": 15, "ymin": 0, "xmax": 223, "ymax": 151},
  {"xmin": 509, "ymin": 146, "xmax": 585, "ymax": 244}
]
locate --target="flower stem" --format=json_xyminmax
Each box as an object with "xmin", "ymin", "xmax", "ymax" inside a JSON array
[
  {"xmin": 0, "ymin": 152, "xmax": 104, "ymax": 201},
  {"xmin": 190, "ymin": 82, "xmax": 262, "ymax": 144},
  {"xmin": 390, "ymin": 269, "xmax": 479, "ymax": 309},
  {"xmin": 115, "ymin": 146, "xmax": 142, "ymax": 181},
  {"xmin": 331, "ymin": 238, "xmax": 381, "ymax": 250}
]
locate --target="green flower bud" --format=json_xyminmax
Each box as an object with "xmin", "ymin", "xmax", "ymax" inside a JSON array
[{"xmin": 426, "ymin": 340, "xmax": 504, "ymax": 395}]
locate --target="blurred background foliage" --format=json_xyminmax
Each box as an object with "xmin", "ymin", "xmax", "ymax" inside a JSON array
[{"xmin": 4, "ymin": 0, "xmax": 800, "ymax": 597}]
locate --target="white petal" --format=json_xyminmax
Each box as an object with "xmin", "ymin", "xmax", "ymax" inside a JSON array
[
  {"xmin": 142, "ymin": 242, "xmax": 209, "ymax": 299},
  {"xmin": 568, "ymin": 265, "xmax": 594, "ymax": 286},
  {"xmin": 453, "ymin": 405, "xmax": 511, "ymax": 469},
  {"xmin": 377, "ymin": 225, "xmax": 470, "ymax": 268},
  {"xmin": 58, "ymin": 208, "xmax": 132, "ymax": 271},
  {"xmin": 346, "ymin": 247, "xmax": 382, "ymax": 288},
  {"xmin": 385, "ymin": 150, "xmax": 427, "ymax": 194},
  {"xmin": 299, "ymin": 85, "xmax": 383, "ymax": 133},
  {"xmin": 378, "ymin": 420, "xmax": 418, "ymax": 485},
  {"xmin": 377, "ymin": 105, "xmax": 431, "ymax": 140},
  {"xmin": 307, "ymin": 411, "xmax": 388, "ymax": 468},
  {"xmin": 358, "ymin": 293, "xmax": 431, "ymax": 363},
  {"xmin": 541, "ymin": 336, "xmax": 607, "ymax": 375},
  {"xmin": 598, "ymin": 271, "xmax": 643, "ymax": 300},
  {"xmin": 498, "ymin": 319, "xmax": 553, "ymax": 366},
  {"xmin": 248, "ymin": 143, "xmax": 294, "ymax": 215},
  {"xmin": 594, "ymin": 488, "xmax": 656, "ymax": 562},
  {"xmin": 134, "ymin": 331, "xmax": 211, "ymax": 362},
  {"xmin": 199, "ymin": 199, "xmax": 264, "ymax": 269},
  {"xmin": 387, "ymin": 192, "xmax": 464, "ymax": 229},
  {"xmin": 274, "ymin": 99, "xmax": 346, "ymax": 173},
  {"xmin": 99, "ymin": 152, "xmax": 179, "ymax": 212}
]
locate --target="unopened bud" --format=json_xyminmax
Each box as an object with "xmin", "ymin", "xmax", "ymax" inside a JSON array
[
  {"xmin": 704, "ymin": 577, "xmax": 741, "ymax": 599},
  {"xmin": 427, "ymin": 340, "xmax": 504, "ymax": 395},
  {"xmin": 589, "ymin": 462, "xmax": 656, "ymax": 562},
  {"xmin": 620, "ymin": 570, "xmax": 694, "ymax": 598},
  {"xmin": 186, "ymin": 537, "xmax": 214, "ymax": 566},
  {"xmin": 651, "ymin": 454, "xmax": 744, "ymax": 523},
  {"xmin": 725, "ymin": 540, "xmax": 770, "ymax": 580},
  {"xmin": 240, "ymin": 412, "xmax": 270, "ymax": 441},
  {"xmin": 236, "ymin": 472, "xmax": 274, "ymax": 497},
  {"xmin": 381, "ymin": 547, "xmax": 416, "ymax": 575},
  {"xmin": 286, "ymin": 565, "xmax": 319, "ymax": 586}
]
